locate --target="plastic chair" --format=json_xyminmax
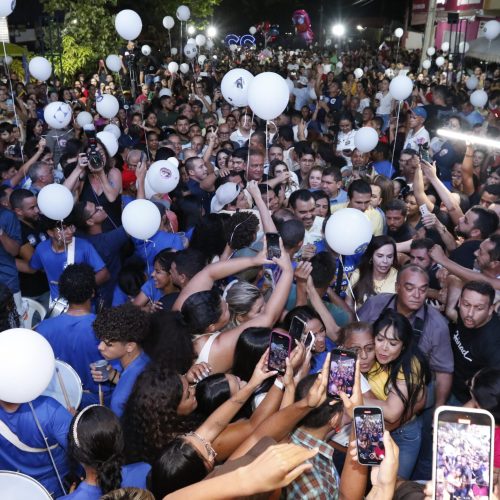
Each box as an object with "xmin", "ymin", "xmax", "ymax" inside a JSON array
[{"xmin": 21, "ymin": 297, "xmax": 47, "ymax": 328}]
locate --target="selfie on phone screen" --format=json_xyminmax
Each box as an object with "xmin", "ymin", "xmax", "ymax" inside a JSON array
[
  {"xmin": 268, "ymin": 332, "xmax": 290, "ymax": 374},
  {"xmin": 328, "ymin": 350, "xmax": 356, "ymax": 398},
  {"xmin": 354, "ymin": 407, "xmax": 385, "ymax": 466}
]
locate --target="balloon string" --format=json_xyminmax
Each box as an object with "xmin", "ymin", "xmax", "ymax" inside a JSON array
[
  {"xmin": 144, "ymin": 240, "xmax": 154, "ymax": 304},
  {"xmin": 340, "ymin": 255, "xmax": 359, "ymax": 321},
  {"xmin": 245, "ymin": 111, "xmax": 255, "ymax": 180},
  {"xmin": 29, "ymin": 402, "xmax": 67, "ymax": 495},
  {"xmin": 2, "ymin": 41, "xmax": 24, "ymax": 163},
  {"xmin": 59, "ymin": 220, "xmax": 68, "ymax": 262},
  {"xmin": 391, "ymin": 100, "xmax": 402, "ymax": 167}
]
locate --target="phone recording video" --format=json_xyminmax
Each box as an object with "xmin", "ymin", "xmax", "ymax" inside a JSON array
[
  {"xmin": 268, "ymin": 330, "xmax": 291, "ymax": 375},
  {"xmin": 266, "ymin": 232, "xmax": 281, "ymax": 260},
  {"xmin": 433, "ymin": 407, "xmax": 494, "ymax": 500},
  {"xmin": 354, "ymin": 406, "xmax": 385, "ymax": 466},
  {"xmin": 327, "ymin": 349, "xmax": 356, "ymax": 399},
  {"xmin": 289, "ymin": 316, "xmax": 306, "ymax": 342}
]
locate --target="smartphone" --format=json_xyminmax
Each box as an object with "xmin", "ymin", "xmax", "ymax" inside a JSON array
[
  {"xmin": 266, "ymin": 232, "xmax": 281, "ymax": 260},
  {"xmin": 419, "ymin": 204, "xmax": 430, "ymax": 217},
  {"xmin": 268, "ymin": 330, "xmax": 291, "ymax": 375},
  {"xmin": 419, "ymin": 143, "xmax": 431, "ymax": 163},
  {"xmin": 304, "ymin": 331, "xmax": 316, "ymax": 351},
  {"xmin": 289, "ymin": 316, "xmax": 306, "ymax": 342},
  {"xmin": 432, "ymin": 406, "xmax": 494, "ymax": 500},
  {"xmin": 354, "ymin": 406, "xmax": 385, "ymax": 466},
  {"xmin": 328, "ymin": 348, "xmax": 357, "ymax": 399}
]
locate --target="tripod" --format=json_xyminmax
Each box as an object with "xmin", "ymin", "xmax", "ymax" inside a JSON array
[{"xmin": 126, "ymin": 56, "xmax": 138, "ymax": 99}]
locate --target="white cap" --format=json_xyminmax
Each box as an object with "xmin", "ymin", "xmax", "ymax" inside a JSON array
[
  {"xmin": 210, "ymin": 182, "xmax": 241, "ymax": 213},
  {"xmin": 298, "ymin": 76, "xmax": 308, "ymax": 86},
  {"xmin": 159, "ymin": 88, "xmax": 172, "ymax": 98}
]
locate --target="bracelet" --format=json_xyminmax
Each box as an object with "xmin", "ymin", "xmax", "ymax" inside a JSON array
[{"xmin": 274, "ymin": 379, "xmax": 284, "ymax": 390}]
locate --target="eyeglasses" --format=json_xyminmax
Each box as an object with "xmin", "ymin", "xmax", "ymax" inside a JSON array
[{"xmin": 346, "ymin": 345, "xmax": 375, "ymax": 356}]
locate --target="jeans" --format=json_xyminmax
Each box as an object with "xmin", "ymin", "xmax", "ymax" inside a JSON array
[{"xmin": 391, "ymin": 417, "xmax": 423, "ymax": 479}]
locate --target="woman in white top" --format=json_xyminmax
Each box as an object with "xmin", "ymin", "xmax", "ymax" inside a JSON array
[
  {"xmin": 336, "ymin": 114, "xmax": 357, "ymax": 167},
  {"xmin": 356, "ymin": 81, "xmax": 372, "ymax": 113},
  {"xmin": 375, "ymin": 78, "xmax": 393, "ymax": 131}
]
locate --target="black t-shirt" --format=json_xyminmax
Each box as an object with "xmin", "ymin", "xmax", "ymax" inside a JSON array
[
  {"xmin": 450, "ymin": 314, "xmax": 500, "ymax": 403},
  {"xmin": 387, "ymin": 223, "xmax": 416, "ymax": 243},
  {"xmin": 449, "ymin": 239, "xmax": 481, "ymax": 270},
  {"xmin": 19, "ymin": 221, "xmax": 49, "ymax": 297}
]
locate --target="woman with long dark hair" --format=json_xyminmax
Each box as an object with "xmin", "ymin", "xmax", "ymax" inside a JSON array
[{"xmin": 65, "ymin": 405, "xmax": 150, "ymax": 498}]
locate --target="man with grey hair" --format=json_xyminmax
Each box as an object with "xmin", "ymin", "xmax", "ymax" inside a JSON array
[{"xmin": 28, "ymin": 161, "xmax": 54, "ymax": 195}]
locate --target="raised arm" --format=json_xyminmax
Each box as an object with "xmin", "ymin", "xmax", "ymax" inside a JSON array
[
  {"xmin": 461, "ymin": 143, "xmax": 475, "ymax": 196},
  {"xmin": 246, "ymin": 180, "xmax": 278, "ymax": 234},
  {"xmin": 306, "ymin": 276, "xmax": 340, "ymax": 342},
  {"xmin": 413, "ymin": 164, "xmax": 434, "ymax": 213}
]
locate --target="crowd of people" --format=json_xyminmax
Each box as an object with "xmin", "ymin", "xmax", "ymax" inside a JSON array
[{"xmin": 0, "ymin": 27, "xmax": 499, "ymax": 500}]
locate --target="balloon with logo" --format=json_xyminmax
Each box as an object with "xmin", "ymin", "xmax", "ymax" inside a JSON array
[
  {"xmin": 389, "ymin": 75, "xmax": 413, "ymax": 101},
  {"xmin": 483, "ymin": 20, "xmax": 500, "ymax": 41},
  {"xmin": 354, "ymin": 127, "xmax": 379, "ymax": 153},
  {"xmin": 141, "ymin": 45, "xmax": 151, "ymax": 56},
  {"xmin": 325, "ymin": 208, "xmax": 373, "ymax": 255},
  {"xmin": 44, "ymin": 101, "xmax": 72, "ymax": 129},
  {"xmin": 38, "ymin": 184, "xmax": 74, "ymax": 221},
  {"xmin": 96, "ymin": 131, "xmax": 118, "ymax": 157},
  {"xmin": 146, "ymin": 159, "xmax": 180, "ymax": 194},
  {"xmin": 176, "ymin": 5, "xmax": 190, "ymax": 21},
  {"xmin": 105, "ymin": 54, "xmax": 121, "ymax": 72},
  {"xmin": 184, "ymin": 43, "xmax": 198, "ymax": 59},
  {"xmin": 115, "ymin": 9, "xmax": 142, "ymax": 40},
  {"xmin": 76, "ymin": 111, "xmax": 93, "ymax": 128},
  {"xmin": 221, "ymin": 68, "xmax": 254, "ymax": 107},
  {"xmin": 29, "ymin": 56, "xmax": 52, "ymax": 81},
  {"xmin": 122, "ymin": 199, "xmax": 161, "ymax": 240},
  {"xmin": 470, "ymin": 90, "xmax": 488, "ymax": 108},
  {"xmin": 163, "ymin": 16, "xmax": 175, "ymax": 30},
  {"xmin": 96, "ymin": 94, "xmax": 119, "ymax": 119},
  {"xmin": 248, "ymin": 72, "xmax": 289, "ymax": 121},
  {"xmin": 0, "ymin": 329, "xmax": 55, "ymax": 404},
  {"xmin": 198, "ymin": 55, "xmax": 207, "ymax": 65}
]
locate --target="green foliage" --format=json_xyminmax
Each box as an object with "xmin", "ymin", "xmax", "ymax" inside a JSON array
[{"xmin": 60, "ymin": 35, "xmax": 95, "ymax": 80}]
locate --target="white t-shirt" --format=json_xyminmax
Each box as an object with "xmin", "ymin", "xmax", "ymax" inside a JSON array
[
  {"xmin": 405, "ymin": 126, "xmax": 430, "ymax": 151},
  {"xmin": 376, "ymin": 91, "xmax": 392, "ymax": 115}
]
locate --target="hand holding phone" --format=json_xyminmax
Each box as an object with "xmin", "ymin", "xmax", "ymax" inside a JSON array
[
  {"xmin": 354, "ymin": 406, "xmax": 385, "ymax": 465},
  {"xmin": 289, "ymin": 316, "xmax": 306, "ymax": 342},
  {"xmin": 327, "ymin": 349, "xmax": 357, "ymax": 399},
  {"xmin": 419, "ymin": 204, "xmax": 430, "ymax": 217},
  {"xmin": 266, "ymin": 232, "xmax": 281, "ymax": 260},
  {"xmin": 268, "ymin": 330, "xmax": 291, "ymax": 375}
]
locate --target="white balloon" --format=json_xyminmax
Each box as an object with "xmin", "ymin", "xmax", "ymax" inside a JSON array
[
  {"xmin": 466, "ymin": 75, "xmax": 478, "ymax": 90},
  {"xmin": 229, "ymin": 44, "xmax": 238, "ymax": 52},
  {"xmin": 163, "ymin": 15, "xmax": 175, "ymax": 30},
  {"xmin": 184, "ymin": 43, "xmax": 198, "ymax": 59},
  {"xmin": 483, "ymin": 20, "xmax": 500, "ymax": 41},
  {"xmin": 336, "ymin": 61, "xmax": 343, "ymax": 69},
  {"xmin": 96, "ymin": 94, "xmax": 119, "ymax": 119},
  {"xmin": 76, "ymin": 111, "xmax": 93, "ymax": 127},
  {"xmin": 0, "ymin": 0, "xmax": 15, "ymax": 17},
  {"xmin": 1, "ymin": 55, "xmax": 12, "ymax": 65},
  {"xmin": 470, "ymin": 89, "xmax": 488, "ymax": 108},
  {"xmin": 458, "ymin": 41, "xmax": 470, "ymax": 54},
  {"xmin": 221, "ymin": 68, "xmax": 254, "ymax": 107},
  {"xmin": 96, "ymin": 131, "xmax": 118, "ymax": 157},
  {"xmin": 354, "ymin": 68, "xmax": 363, "ymax": 79},
  {"xmin": 105, "ymin": 54, "xmax": 121, "ymax": 72},
  {"xmin": 427, "ymin": 46, "xmax": 436, "ymax": 56},
  {"xmin": 325, "ymin": 208, "xmax": 373, "ymax": 256},
  {"xmin": 325, "ymin": 39, "xmax": 332, "ymax": 46},
  {"xmin": 122, "ymin": 199, "xmax": 161, "ymax": 240},
  {"xmin": 195, "ymin": 34, "xmax": 206, "ymax": 46},
  {"xmin": 29, "ymin": 56, "xmax": 52, "ymax": 81},
  {"xmin": 435, "ymin": 56, "xmax": 445, "ymax": 67},
  {"xmin": 44, "ymin": 101, "xmax": 72, "ymax": 129},
  {"xmin": 0, "ymin": 329, "xmax": 55, "ymax": 404},
  {"xmin": 171, "ymin": 47, "xmax": 178, "ymax": 56},
  {"xmin": 38, "ymin": 184, "xmax": 74, "ymax": 220},
  {"xmin": 441, "ymin": 42, "xmax": 450, "ymax": 52},
  {"xmin": 180, "ymin": 63, "xmax": 190, "ymax": 74},
  {"xmin": 248, "ymin": 72, "xmax": 289, "ymax": 121},
  {"xmin": 176, "ymin": 5, "xmax": 191, "ymax": 21},
  {"xmin": 104, "ymin": 123, "xmax": 121, "ymax": 139},
  {"xmin": 141, "ymin": 45, "xmax": 151, "ymax": 56},
  {"xmin": 422, "ymin": 59, "xmax": 431, "ymax": 70},
  {"xmin": 198, "ymin": 55, "xmax": 207, "ymax": 65},
  {"xmin": 389, "ymin": 75, "xmax": 413, "ymax": 101},
  {"xmin": 115, "ymin": 9, "xmax": 142, "ymax": 41},
  {"xmin": 206, "ymin": 39, "xmax": 214, "ymax": 50},
  {"xmin": 146, "ymin": 159, "xmax": 180, "ymax": 194},
  {"xmin": 394, "ymin": 28, "xmax": 404, "ymax": 38},
  {"xmin": 187, "ymin": 38, "xmax": 196, "ymax": 45},
  {"xmin": 168, "ymin": 61, "xmax": 179, "ymax": 74},
  {"xmin": 354, "ymin": 127, "xmax": 379, "ymax": 153},
  {"xmin": 249, "ymin": 26, "xmax": 257, "ymax": 35}
]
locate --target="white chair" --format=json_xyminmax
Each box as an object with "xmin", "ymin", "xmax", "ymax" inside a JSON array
[{"xmin": 21, "ymin": 298, "xmax": 47, "ymax": 329}]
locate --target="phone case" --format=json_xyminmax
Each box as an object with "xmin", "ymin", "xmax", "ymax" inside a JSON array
[{"xmin": 354, "ymin": 406, "xmax": 385, "ymax": 466}]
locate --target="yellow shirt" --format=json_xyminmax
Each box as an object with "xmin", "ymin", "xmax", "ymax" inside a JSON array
[
  {"xmin": 330, "ymin": 203, "xmax": 384, "ymax": 237},
  {"xmin": 350, "ymin": 267, "xmax": 398, "ymax": 306},
  {"xmin": 367, "ymin": 359, "xmax": 421, "ymax": 401}
]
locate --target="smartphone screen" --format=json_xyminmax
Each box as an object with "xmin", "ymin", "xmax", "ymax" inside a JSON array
[
  {"xmin": 289, "ymin": 317, "xmax": 306, "ymax": 342},
  {"xmin": 328, "ymin": 349, "xmax": 356, "ymax": 399},
  {"xmin": 268, "ymin": 331, "xmax": 291, "ymax": 375},
  {"xmin": 419, "ymin": 204, "xmax": 430, "ymax": 217},
  {"xmin": 354, "ymin": 406, "xmax": 385, "ymax": 466},
  {"xmin": 266, "ymin": 232, "xmax": 281, "ymax": 260},
  {"xmin": 433, "ymin": 406, "xmax": 494, "ymax": 500}
]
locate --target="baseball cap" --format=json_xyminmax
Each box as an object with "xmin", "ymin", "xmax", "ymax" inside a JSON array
[
  {"xmin": 411, "ymin": 107, "xmax": 427, "ymax": 120},
  {"xmin": 210, "ymin": 182, "xmax": 241, "ymax": 213},
  {"xmin": 298, "ymin": 76, "xmax": 308, "ymax": 86},
  {"xmin": 159, "ymin": 88, "xmax": 172, "ymax": 98}
]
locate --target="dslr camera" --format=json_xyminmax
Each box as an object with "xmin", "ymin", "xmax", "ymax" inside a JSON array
[{"xmin": 83, "ymin": 125, "xmax": 103, "ymax": 171}]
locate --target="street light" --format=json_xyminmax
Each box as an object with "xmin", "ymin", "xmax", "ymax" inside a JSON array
[
  {"xmin": 207, "ymin": 26, "xmax": 217, "ymax": 38},
  {"xmin": 187, "ymin": 25, "xmax": 195, "ymax": 35},
  {"xmin": 356, "ymin": 25, "xmax": 364, "ymax": 31},
  {"xmin": 332, "ymin": 24, "xmax": 345, "ymax": 37}
]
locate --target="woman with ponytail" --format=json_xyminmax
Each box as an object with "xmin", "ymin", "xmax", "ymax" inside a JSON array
[{"xmin": 62, "ymin": 405, "xmax": 150, "ymax": 499}]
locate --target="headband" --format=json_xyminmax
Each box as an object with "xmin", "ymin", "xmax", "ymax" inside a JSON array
[{"xmin": 72, "ymin": 404, "xmax": 100, "ymax": 448}]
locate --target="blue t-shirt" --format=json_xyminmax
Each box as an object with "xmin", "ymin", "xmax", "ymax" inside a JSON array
[
  {"xmin": 60, "ymin": 462, "xmax": 151, "ymax": 499},
  {"xmin": 133, "ymin": 230, "xmax": 184, "ymax": 270},
  {"xmin": 373, "ymin": 160, "xmax": 395, "ymax": 178},
  {"xmin": 187, "ymin": 178, "xmax": 214, "ymax": 215},
  {"xmin": 0, "ymin": 396, "xmax": 72, "ymax": 497},
  {"xmin": 140, "ymin": 278, "xmax": 163, "ymax": 302},
  {"xmin": 112, "ymin": 284, "xmax": 130, "ymax": 307},
  {"xmin": 36, "ymin": 313, "xmax": 112, "ymax": 399},
  {"xmin": 111, "ymin": 351, "xmax": 150, "ymax": 418},
  {"xmin": 30, "ymin": 237, "xmax": 106, "ymax": 299},
  {"xmin": 0, "ymin": 207, "xmax": 22, "ymax": 293}
]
